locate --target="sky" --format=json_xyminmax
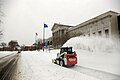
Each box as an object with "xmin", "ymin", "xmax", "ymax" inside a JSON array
[{"xmin": 1, "ymin": 0, "xmax": 120, "ymax": 45}]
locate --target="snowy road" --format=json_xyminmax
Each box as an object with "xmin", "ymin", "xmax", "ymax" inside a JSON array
[
  {"xmin": 0, "ymin": 51, "xmax": 17, "ymax": 58},
  {"xmin": 0, "ymin": 52, "xmax": 19, "ymax": 80},
  {"xmin": 11, "ymin": 51, "xmax": 99, "ymax": 80},
  {"xmin": 0, "ymin": 52, "xmax": 18, "ymax": 72}
]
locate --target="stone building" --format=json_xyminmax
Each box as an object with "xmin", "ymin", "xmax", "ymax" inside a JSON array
[
  {"xmin": 51, "ymin": 11, "xmax": 120, "ymax": 48},
  {"xmin": 51, "ymin": 23, "xmax": 72, "ymax": 48},
  {"xmin": 68, "ymin": 11, "xmax": 120, "ymax": 39}
]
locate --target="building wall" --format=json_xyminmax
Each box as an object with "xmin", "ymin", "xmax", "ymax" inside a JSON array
[
  {"xmin": 111, "ymin": 13, "xmax": 119, "ymax": 39},
  {"xmin": 68, "ymin": 11, "xmax": 119, "ymax": 40},
  {"xmin": 51, "ymin": 24, "xmax": 72, "ymax": 48},
  {"xmin": 51, "ymin": 11, "xmax": 120, "ymax": 48}
]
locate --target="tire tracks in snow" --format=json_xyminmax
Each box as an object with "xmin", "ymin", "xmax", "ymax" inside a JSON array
[
  {"xmin": 68, "ymin": 65, "xmax": 120, "ymax": 80},
  {"xmin": 0, "ymin": 54, "xmax": 19, "ymax": 80}
]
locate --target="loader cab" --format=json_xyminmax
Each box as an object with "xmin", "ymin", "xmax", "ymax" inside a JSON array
[
  {"xmin": 60, "ymin": 47, "xmax": 73, "ymax": 54},
  {"xmin": 55, "ymin": 47, "xmax": 77, "ymax": 67}
]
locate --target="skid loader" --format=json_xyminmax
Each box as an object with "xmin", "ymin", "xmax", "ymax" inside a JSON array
[{"xmin": 52, "ymin": 47, "xmax": 77, "ymax": 67}]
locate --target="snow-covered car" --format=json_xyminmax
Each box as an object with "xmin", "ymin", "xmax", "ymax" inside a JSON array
[{"xmin": 17, "ymin": 47, "xmax": 21, "ymax": 53}]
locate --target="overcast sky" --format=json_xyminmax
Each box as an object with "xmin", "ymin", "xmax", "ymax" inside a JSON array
[{"xmin": 1, "ymin": 0, "xmax": 120, "ymax": 45}]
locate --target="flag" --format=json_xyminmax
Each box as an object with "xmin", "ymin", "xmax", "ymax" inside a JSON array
[
  {"xmin": 44, "ymin": 23, "xmax": 48, "ymax": 28},
  {"xmin": 36, "ymin": 33, "xmax": 38, "ymax": 36}
]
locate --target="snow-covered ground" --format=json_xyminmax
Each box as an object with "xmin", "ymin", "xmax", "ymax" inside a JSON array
[
  {"xmin": 63, "ymin": 36, "xmax": 120, "ymax": 75},
  {"xmin": 3, "ymin": 36, "xmax": 120, "ymax": 80},
  {"xmin": 0, "ymin": 51, "xmax": 17, "ymax": 58},
  {"xmin": 13, "ymin": 50, "xmax": 99, "ymax": 80}
]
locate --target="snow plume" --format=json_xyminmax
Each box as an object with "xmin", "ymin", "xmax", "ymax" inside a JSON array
[{"xmin": 63, "ymin": 36, "xmax": 120, "ymax": 53}]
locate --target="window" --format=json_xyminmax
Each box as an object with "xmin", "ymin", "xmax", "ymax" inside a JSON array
[
  {"xmin": 62, "ymin": 30, "xmax": 64, "ymax": 34},
  {"xmin": 117, "ymin": 15, "xmax": 120, "ymax": 38},
  {"xmin": 67, "ymin": 47, "xmax": 73, "ymax": 54},
  {"xmin": 119, "ymin": 31, "xmax": 120, "ymax": 38},
  {"xmin": 93, "ymin": 32, "xmax": 96, "ymax": 36},
  {"xmin": 105, "ymin": 29, "xmax": 109, "ymax": 38},
  {"xmin": 88, "ymin": 34, "xmax": 90, "ymax": 36},
  {"xmin": 98, "ymin": 31, "xmax": 102, "ymax": 36}
]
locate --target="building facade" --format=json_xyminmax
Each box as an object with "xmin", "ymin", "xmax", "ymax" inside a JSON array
[
  {"xmin": 51, "ymin": 23, "xmax": 72, "ymax": 48},
  {"xmin": 51, "ymin": 11, "xmax": 120, "ymax": 48}
]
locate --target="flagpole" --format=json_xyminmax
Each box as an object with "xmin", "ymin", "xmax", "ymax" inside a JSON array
[
  {"xmin": 43, "ymin": 23, "xmax": 48, "ymax": 52},
  {"xmin": 43, "ymin": 25, "xmax": 45, "ymax": 52},
  {"xmin": 35, "ymin": 33, "xmax": 36, "ymax": 44}
]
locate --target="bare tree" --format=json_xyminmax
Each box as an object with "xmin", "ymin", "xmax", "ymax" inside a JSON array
[
  {"xmin": 0, "ymin": 0, "xmax": 4, "ymax": 42},
  {"xmin": 1, "ymin": 42, "xmax": 7, "ymax": 47}
]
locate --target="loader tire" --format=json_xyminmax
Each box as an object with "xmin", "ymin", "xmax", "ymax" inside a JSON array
[{"xmin": 60, "ymin": 60, "xmax": 64, "ymax": 67}]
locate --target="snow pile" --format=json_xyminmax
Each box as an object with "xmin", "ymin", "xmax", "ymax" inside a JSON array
[
  {"xmin": 63, "ymin": 36, "xmax": 120, "ymax": 75},
  {"xmin": 63, "ymin": 36, "xmax": 120, "ymax": 53}
]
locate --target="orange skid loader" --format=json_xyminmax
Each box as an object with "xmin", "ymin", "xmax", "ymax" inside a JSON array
[{"xmin": 52, "ymin": 47, "xmax": 77, "ymax": 67}]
